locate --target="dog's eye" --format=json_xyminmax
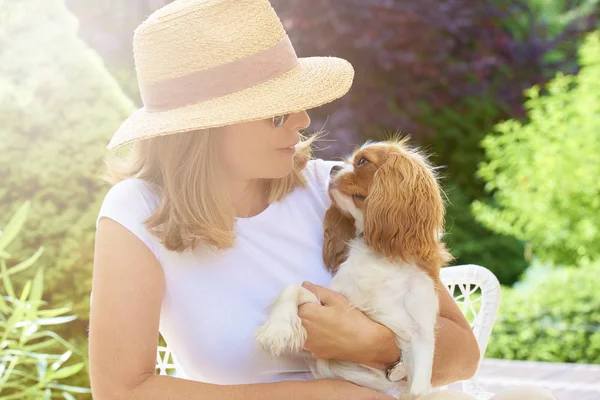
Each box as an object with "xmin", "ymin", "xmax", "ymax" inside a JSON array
[
  {"xmin": 357, "ymin": 157, "xmax": 369, "ymax": 166},
  {"xmin": 353, "ymin": 194, "xmax": 366, "ymax": 201}
]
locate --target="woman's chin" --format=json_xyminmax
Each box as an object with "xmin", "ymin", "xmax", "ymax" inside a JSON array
[
  {"xmin": 264, "ymin": 162, "xmax": 294, "ymax": 179},
  {"xmin": 270, "ymin": 167, "xmax": 294, "ymax": 179}
]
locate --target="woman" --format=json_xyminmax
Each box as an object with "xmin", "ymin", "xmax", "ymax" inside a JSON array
[{"xmin": 88, "ymin": 1, "xmax": 553, "ymax": 399}]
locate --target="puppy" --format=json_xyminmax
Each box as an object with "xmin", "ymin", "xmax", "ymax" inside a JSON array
[{"xmin": 255, "ymin": 138, "xmax": 452, "ymax": 398}]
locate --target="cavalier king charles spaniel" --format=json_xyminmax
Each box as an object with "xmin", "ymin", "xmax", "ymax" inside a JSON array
[{"xmin": 255, "ymin": 138, "xmax": 452, "ymax": 399}]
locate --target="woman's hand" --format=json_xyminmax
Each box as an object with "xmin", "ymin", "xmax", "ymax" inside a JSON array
[
  {"xmin": 310, "ymin": 378, "xmax": 397, "ymax": 400},
  {"xmin": 298, "ymin": 282, "xmax": 400, "ymax": 368}
]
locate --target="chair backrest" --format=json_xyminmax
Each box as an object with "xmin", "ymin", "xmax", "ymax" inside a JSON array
[
  {"xmin": 156, "ymin": 345, "xmax": 179, "ymax": 377},
  {"xmin": 156, "ymin": 264, "xmax": 501, "ymax": 377},
  {"xmin": 439, "ymin": 264, "xmax": 501, "ymax": 363}
]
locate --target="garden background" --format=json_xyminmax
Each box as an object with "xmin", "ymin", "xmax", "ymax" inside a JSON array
[{"xmin": 0, "ymin": 0, "xmax": 598, "ymax": 398}]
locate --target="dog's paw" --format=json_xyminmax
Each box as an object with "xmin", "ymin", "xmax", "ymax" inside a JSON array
[{"xmin": 254, "ymin": 316, "xmax": 306, "ymax": 356}]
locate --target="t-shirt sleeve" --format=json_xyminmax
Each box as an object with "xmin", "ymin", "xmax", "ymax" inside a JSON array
[{"xmin": 96, "ymin": 179, "xmax": 161, "ymax": 262}]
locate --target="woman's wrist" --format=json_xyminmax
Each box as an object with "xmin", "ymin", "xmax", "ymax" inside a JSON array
[{"xmin": 358, "ymin": 321, "xmax": 401, "ymax": 369}]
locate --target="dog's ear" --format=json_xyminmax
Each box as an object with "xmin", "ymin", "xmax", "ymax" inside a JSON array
[
  {"xmin": 323, "ymin": 205, "xmax": 356, "ymax": 274},
  {"xmin": 363, "ymin": 153, "xmax": 445, "ymax": 279}
]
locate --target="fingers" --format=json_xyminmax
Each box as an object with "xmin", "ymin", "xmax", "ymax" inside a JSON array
[
  {"xmin": 301, "ymin": 281, "xmax": 320, "ymax": 297},
  {"xmin": 301, "ymin": 281, "xmax": 347, "ymax": 306},
  {"xmin": 297, "ymin": 302, "xmax": 320, "ymax": 319},
  {"xmin": 297, "ymin": 285, "xmax": 320, "ymax": 306}
]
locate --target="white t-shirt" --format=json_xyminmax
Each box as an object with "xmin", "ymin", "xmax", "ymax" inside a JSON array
[{"xmin": 95, "ymin": 159, "xmax": 339, "ymax": 384}]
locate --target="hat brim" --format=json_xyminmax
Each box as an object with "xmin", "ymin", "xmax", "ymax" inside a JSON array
[{"xmin": 106, "ymin": 56, "xmax": 354, "ymax": 150}]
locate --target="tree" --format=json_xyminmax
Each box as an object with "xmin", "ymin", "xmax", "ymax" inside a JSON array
[
  {"xmin": 473, "ymin": 31, "xmax": 600, "ymax": 266},
  {"xmin": 0, "ymin": 0, "xmax": 134, "ymax": 323}
]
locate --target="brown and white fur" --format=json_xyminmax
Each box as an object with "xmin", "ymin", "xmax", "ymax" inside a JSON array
[{"xmin": 255, "ymin": 138, "xmax": 452, "ymax": 398}]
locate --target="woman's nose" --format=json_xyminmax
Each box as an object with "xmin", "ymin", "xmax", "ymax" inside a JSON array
[{"xmin": 287, "ymin": 110, "xmax": 310, "ymax": 131}]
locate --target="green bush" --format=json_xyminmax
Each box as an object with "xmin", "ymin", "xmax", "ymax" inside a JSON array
[
  {"xmin": 0, "ymin": 202, "xmax": 91, "ymax": 398},
  {"xmin": 506, "ymin": 0, "xmax": 599, "ymax": 40},
  {"xmin": 421, "ymin": 95, "xmax": 528, "ymax": 285},
  {"xmin": 0, "ymin": 0, "xmax": 134, "ymax": 320},
  {"xmin": 474, "ymin": 31, "xmax": 600, "ymax": 267},
  {"xmin": 486, "ymin": 262, "xmax": 600, "ymax": 363},
  {"xmin": 443, "ymin": 188, "xmax": 528, "ymax": 285},
  {"xmin": 414, "ymin": 2, "xmax": 599, "ymax": 284}
]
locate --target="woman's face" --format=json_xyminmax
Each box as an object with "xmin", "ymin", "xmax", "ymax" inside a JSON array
[{"xmin": 217, "ymin": 111, "xmax": 311, "ymax": 180}]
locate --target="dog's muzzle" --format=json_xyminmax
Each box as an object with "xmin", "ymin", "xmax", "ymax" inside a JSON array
[{"xmin": 330, "ymin": 165, "xmax": 343, "ymax": 177}]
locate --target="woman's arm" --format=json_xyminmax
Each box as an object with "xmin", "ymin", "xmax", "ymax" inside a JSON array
[
  {"xmin": 125, "ymin": 375, "xmax": 396, "ymax": 400},
  {"xmin": 430, "ymin": 286, "xmax": 481, "ymax": 386},
  {"xmin": 89, "ymin": 219, "xmax": 395, "ymax": 400},
  {"xmin": 299, "ymin": 282, "xmax": 480, "ymax": 387}
]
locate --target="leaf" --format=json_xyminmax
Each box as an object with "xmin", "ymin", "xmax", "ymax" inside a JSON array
[
  {"xmin": 37, "ymin": 305, "xmax": 72, "ymax": 318},
  {"xmin": 0, "ymin": 201, "xmax": 30, "ymax": 253},
  {"xmin": 50, "ymin": 350, "xmax": 73, "ymax": 372},
  {"xmin": 29, "ymin": 265, "xmax": 45, "ymax": 304},
  {"xmin": 0, "ymin": 260, "xmax": 16, "ymax": 299},
  {"xmin": 23, "ymin": 339, "xmax": 59, "ymax": 353},
  {"xmin": 46, "ymin": 383, "xmax": 92, "ymax": 394},
  {"xmin": 35, "ymin": 316, "xmax": 78, "ymax": 326},
  {"xmin": 0, "ymin": 246, "xmax": 44, "ymax": 280},
  {"xmin": 18, "ymin": 280, "xmax": 32, "ymax": 304},
  {"xmin": 0, "ymin": 293, "xmax": 9, "ymax": 314},
  {"xmin": 47, "ymin": 362, "xmax": 85, "ymax": 380},
  {"xmin": 37, "ymin": 357, "xmax": 47, "ymax": 380}
]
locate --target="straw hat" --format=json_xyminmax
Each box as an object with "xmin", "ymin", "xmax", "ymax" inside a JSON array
[{"xmin": 106, "ymin": 0, "xmax": 355, "ymax": 150}]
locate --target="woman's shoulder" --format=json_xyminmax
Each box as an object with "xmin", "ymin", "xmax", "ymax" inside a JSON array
[
  {"xmin": 96, "ymin": 178, "xmax": 162, "ymax": 257},
  {"xmin": 97, "ymin": 178, "xmax": 161, "ymax": 224},
  {"xmin": 101, "ymin": 178, "xmax": 160, "ymax": 209}
]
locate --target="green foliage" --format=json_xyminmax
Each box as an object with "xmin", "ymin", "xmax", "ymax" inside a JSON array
[
  {"xmin": 492, "ymin": 0, "xmax": 599, "ymax": 70},
  {"xmin": 420, "ymin": 95, "xmax": 528, "ymax": 285},
  {"xmin": 509, "ymin": 0, "xmax": 599, "ymax": 39},
  {"xmin": 64, "ymin": 0, "xmax": 152, "ymax": 104},
  {"xmin": 473, "ymin": 31, "xmax": 600, "ymax": 266},
  {"xmin": 486, "ymin": 262, "xmax": 600, "ymax": 363},
  {"xmin": 0, "ymin": 202, "xmax": 91, "ymax": 399},
  {"xmin": 444, "ymin": 188, "xmax": 528, "ymax": 285},
  {"xmin": 0, "ymin": 0, "xmax": 134, "ymax": 319},
  {"xmin": 409, "ymin": 1, "xmax": 598, "ymax": 284}
]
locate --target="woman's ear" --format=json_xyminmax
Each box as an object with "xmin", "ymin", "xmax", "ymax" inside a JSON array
[
  {"xmin": 363, "ymin": 153, "xmax": 444, "ymax": 269},
  {"xmin": 323, "ymin": 205, "xmax": 356, "ymax": 273}
]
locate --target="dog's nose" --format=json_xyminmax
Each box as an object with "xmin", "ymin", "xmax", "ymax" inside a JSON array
[{"xmin": 330, "ymin": 165, "xmax": 343, "ymax": 177}]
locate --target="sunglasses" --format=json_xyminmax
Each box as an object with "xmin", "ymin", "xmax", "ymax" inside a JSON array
[{"xmin": 272, "ymin": 114, "xmax": 290, "ymax": 128}]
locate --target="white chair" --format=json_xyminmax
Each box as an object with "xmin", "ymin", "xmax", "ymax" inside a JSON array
[
  {"xmin": 437, "ymin": 264, "xmax": 501, "ymax": 400},
  {"xmin": 156, "ymin": 345, "xmax": 181, "ymax": 377},
  {"xmin": 157, "ymin": 264, "xmax": 501, "ymax": 399}
]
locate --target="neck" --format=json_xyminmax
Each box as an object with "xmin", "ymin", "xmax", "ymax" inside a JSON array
[{"xmin": 229, "ymin": 178, "xmax": 269, "ymax": 218}]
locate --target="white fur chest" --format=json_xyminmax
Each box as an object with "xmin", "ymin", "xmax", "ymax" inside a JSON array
[
  {"xmin": 329, "ymin": 240, "xmax": 435, "ymax": 319},
  {"xmin": 314, "ymin": 239, "xmax": 440, "ymax": 397}
]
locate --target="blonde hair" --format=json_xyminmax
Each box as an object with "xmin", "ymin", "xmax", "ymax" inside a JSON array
[{"xmin": 103, "ymin": 129, "xmax": 318, "ymax": 251}]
